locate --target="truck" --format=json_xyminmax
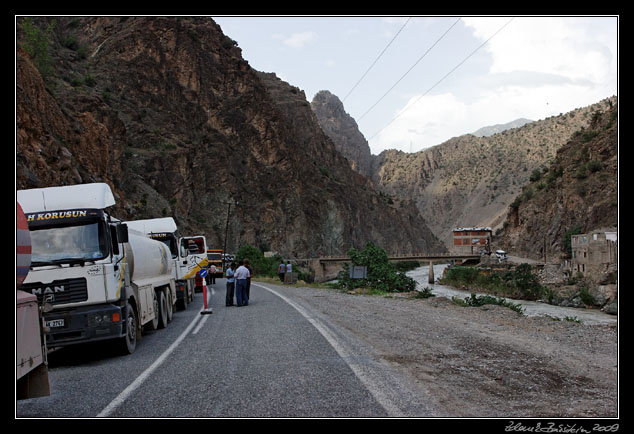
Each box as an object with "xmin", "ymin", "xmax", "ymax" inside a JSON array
[
  {"xmin": 17, "ymin": 183, "xmax": 176, "ymax": 355},
  {"xmin": 16, "ymin": 201, "xmax": 50, "ymax": 399},
  {"xmin": 125, "ymin": 217, "xmax": 207, "ymax": 310},
  {"xmin": 206, "ymin": 248, "xmax": 224, "ymax": 278}
]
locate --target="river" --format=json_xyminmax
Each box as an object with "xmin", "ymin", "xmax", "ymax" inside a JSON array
[{"xmin": 407, "ymin": 264, "xmax": 617, "ymax": 326}]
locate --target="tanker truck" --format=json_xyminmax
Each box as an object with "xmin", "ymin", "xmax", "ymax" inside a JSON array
[
  {"xmin": 125, "ymin": 217, "xmax": 207, "ymax": 310},
  {"xmin": 17, "ymin": 183, "xmax": 176, "ymax": 355}
]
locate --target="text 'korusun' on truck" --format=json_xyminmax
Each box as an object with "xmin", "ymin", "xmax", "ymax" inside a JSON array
[
  {"xmin": 17, "ymin": 183, "xmax": 176, "ymax": 355},
  {"xmin": 125, "ymin": 217, "xmax": 207, "ymax": 310}
]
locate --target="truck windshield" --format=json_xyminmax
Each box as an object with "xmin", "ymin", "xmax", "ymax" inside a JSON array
[{"xmin": 30, "ymin": 222, "xmax": 108, "ymax": 265}]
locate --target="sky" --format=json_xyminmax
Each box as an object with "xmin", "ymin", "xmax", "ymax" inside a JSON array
[{"xmin": 212, "ymin": 16, "xmax": 618, "ymax": 155}]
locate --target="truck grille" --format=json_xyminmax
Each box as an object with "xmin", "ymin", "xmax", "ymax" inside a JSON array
[{"xmin": 21, "ymin": 278, "xmax": 88, "ymax": 305}]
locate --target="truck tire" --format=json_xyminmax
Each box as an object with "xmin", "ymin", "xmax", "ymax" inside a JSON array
[
  {"xmin": 146, "ymin": 290, "xmax": 160, "ymax": 331},
  {"xmin": 179, "ymin": 288, "xmax": 188, "ymax": 310},
  {"xmin": 166, "ymin": 291, "xmax": 174, "ymax": 323},
  {"xmin": 120, "ymin": 304, "xmax": 138, "ymax": 355},
  {"xmin": 158, "ymin": 290, "xmax": 169, "ymax": 329}
]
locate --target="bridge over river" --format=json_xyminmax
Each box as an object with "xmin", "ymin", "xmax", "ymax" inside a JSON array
[{"xmin": 303, "ymin": 253, "xmax": 481, "ymax": 283}]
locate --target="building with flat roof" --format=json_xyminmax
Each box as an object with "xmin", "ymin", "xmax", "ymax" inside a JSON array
[
  {"xmin": 570, "ymin": 227, "xmax": 617, "ymax": 275},
  {"xmin": 452, "ymin": 227, "xmax": 492, "ymax": 255}
]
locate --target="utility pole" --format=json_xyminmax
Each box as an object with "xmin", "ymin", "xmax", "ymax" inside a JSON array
[{"xmin": 222, "ymin": 201, "xmax": 238, "ymax": 271}]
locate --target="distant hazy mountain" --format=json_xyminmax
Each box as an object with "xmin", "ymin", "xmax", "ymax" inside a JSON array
[{"xmin": 472, "ymin": 118, "xmax": 533, "ymax": 137}]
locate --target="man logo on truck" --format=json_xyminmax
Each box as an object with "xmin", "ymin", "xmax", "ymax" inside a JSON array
[{"xmin": 30, "ymin": 285, "xmax": 65, "ymax": 296}]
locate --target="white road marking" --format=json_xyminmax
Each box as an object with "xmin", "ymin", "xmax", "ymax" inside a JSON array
[
  {"xmin": 254, "ymin": 283, "xmax": 405, "ymax": 417},
  {"xmin": 192, "ymin": 313, "xmax": 210, "ymax": 335},
  {"xmin": 96, "ymin": 307, "xmax": 205, "ymax": 417}
]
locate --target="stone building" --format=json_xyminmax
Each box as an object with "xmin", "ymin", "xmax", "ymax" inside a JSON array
[{"xmin": 570, "ymin": 227, "xmax": 618, "ymax": 275}]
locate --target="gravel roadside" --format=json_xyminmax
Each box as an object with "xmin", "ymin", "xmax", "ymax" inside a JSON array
[{"xmin": 264, "ymin": 281, "xmax": 618, "ymax": 418}]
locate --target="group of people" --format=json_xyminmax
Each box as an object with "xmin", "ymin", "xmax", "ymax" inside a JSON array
[
  {"xmin": 277, "ymin": 261, "xmax": 292, "ymax": 282},
  {"xmin": 207, "ymin": 258, "xmax": 293, "ymax": 307},
  {"xmin": 224, "ymin": 259, "xmax": 252, "ymax": 307}
]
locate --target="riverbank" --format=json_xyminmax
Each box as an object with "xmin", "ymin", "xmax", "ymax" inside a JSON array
[{"xmin": 407, "ymin": 264, "xmax": 617, "ymax": 326}]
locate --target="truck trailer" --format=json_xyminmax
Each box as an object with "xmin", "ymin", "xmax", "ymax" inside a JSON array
[
  {"xmin": 16, "ymin": 201, "xmax": 50, "ymax": 399},
  {"xmin": 125, "ymin": 217, "xmax": 207, "ymax": 310},
  {"xmin": 17, "ymin": 183, "xmax": 176, "ymax": 355}
]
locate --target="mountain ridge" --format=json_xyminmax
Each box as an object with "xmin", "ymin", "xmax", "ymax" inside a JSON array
[{"xmin": 311, "ymin": 90, "xmax": 616, "ymax": 251}]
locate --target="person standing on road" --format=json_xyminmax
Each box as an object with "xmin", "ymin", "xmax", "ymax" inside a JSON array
[
  {"xmin": 278, "ymin": 261, "xmax": 286, "ymax": 282},
  {"xmin": 225, "ymin": 262, "xmax": 236, "ymax": 306},
  {"xmin": 209, "ymin": 264, "xmax": 217, "ymax": 284},
  {"xmin": 235, "ymin": 259, "xmax": 250, "ymax": 307}
]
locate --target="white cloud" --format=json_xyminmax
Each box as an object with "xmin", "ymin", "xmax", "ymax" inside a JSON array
[
  {"xmin": 283, "ymin": 31, "xmax": 319, "ymax": 49},
  {"xmin": 367, "ymin": 17, "xmax": 617, "ymax": 154},
  {"xmin": 371, "ymin": 79, "xmax": 609, "ymax": 154},
  {"xmin": 462, "ymin": 17, "xmax": 616, "ymax": 86}
]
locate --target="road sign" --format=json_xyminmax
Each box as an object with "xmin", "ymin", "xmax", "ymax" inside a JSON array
[
  {"xmin": 349, "ymin": 266, "xmax": 367, "ymax": 279},
  {"xmin": 199, "ymin": 268, "xmax": 208, "ymax": 278}
]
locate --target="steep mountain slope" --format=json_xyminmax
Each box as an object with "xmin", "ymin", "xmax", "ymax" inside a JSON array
[
  {"xmin": 371, "ymin": 97, "xmax": 616, "ymax": 248},
  {"xmin": 497, "ymin": 102, "xmax": 618, "ymax": 261},
  {"xmin": 312, "ymin": 92, "xmax": 615, "ymax": 249},
  {"xmin": 16, "ymin": 16, "xmax": 445, "ymax": 257}
]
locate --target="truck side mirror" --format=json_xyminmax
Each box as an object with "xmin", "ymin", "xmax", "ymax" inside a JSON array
[{"xmin": 118, "ymin": 224, "xmax": 129, "ymax": 243}]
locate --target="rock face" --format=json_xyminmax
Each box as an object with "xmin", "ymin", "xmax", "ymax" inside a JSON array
[
  {"xmin": 497, "ymin": 102, "xmax": 618, "ymax": 262},
  {"xmin": 16, "ymin": 16, "xmax": 446, "ymax": 257},
  {"xmin": 310, "ymin": 90, "xmax": 374, "ymax": 178}
]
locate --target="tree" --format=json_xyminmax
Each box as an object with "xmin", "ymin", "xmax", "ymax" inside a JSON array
[{"xmin": 20, "ymin": 18, "xmax": 56, "ymax": 80}]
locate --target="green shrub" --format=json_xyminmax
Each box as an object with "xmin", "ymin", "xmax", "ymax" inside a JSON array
[
  {"xmin": 336, "ymin": 242, "xmax": 416, "ymax": 293},
  {"xmin": 20, "ymin": 18, "xmax": 56, "ymax": 80},
  {"xmin": 442, "ymin": 264, "xmax": 546, "ymax": 301},
  {"xmin": 453, "ymin": 293, "xmax": 524, "ymax": 315},
  {"xmin": 235, "ymin": 244, "xmax": 282, "ymax": 278}
]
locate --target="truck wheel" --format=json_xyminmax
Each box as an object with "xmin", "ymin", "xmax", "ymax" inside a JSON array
[
  {"xmin": 179, "ymin": 287, "xmax": 188, "ymax": 311},
  {"xmin": 166, "ymin": 292, "xmax": 174, "ymax": 323},
  {"xmin": 146, "ymin": 290, "xmax": 160, "ymax": 331},
  {"xmin": 158, "ymin": 290, "xmax": 169, "ymax": 329},
  {"xmin": 120, "ymin": 304, "xmax": 137, "ymax": 355}
]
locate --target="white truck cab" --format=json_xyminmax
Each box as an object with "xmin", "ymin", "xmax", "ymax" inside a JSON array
[{"xmin": 18, "ymin": 183, "xmax": 175, "ymax": 354}]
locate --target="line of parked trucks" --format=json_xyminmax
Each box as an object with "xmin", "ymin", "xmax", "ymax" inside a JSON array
[{"xmin": 16, "ymin": 183, "xmax": 217, "ymax": 399}]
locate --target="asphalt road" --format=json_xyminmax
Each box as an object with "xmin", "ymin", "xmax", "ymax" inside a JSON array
[{"xmin": 16, "ymin": 279, "xmax": 390, "ymax": 418}]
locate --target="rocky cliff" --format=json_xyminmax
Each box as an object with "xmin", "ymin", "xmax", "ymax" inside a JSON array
[
  {"xmin": 497, "ymin": 101, "xmax": 618, "ymax": 262},
  {"xmin": 16, "ymin": 16, "xmax": 446, "ymax": 257},
  {"xmin": 310, "ymin": 90, "xmax": 374, "ymax": 178}
]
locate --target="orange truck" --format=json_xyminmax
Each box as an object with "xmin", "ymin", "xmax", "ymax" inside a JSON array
[{"xmin": 206, "ymin": 249, "xmax": 224, "ymax": 277}]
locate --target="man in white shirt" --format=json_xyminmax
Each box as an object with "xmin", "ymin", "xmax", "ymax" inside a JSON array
[{"xmin": 235, "ymin": 259, "xmax": 251, "ymax": 306}]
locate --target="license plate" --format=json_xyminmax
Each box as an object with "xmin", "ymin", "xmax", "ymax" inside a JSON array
[{"xmin": 46, "ymin": 319, "xmax": 65, "ymax": 328}]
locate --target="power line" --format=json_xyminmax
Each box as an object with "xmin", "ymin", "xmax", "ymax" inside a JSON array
[
  {"xmin": 367, "ymin": 17, "xmax": 515, "ymax": 143},
  {"xmin": 357, "ymin": 17, "xmax": 461, "ymax": 122},
  {"xmin": 342, "ymin": 17, "xmax": 411, "ymax": 102}
]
